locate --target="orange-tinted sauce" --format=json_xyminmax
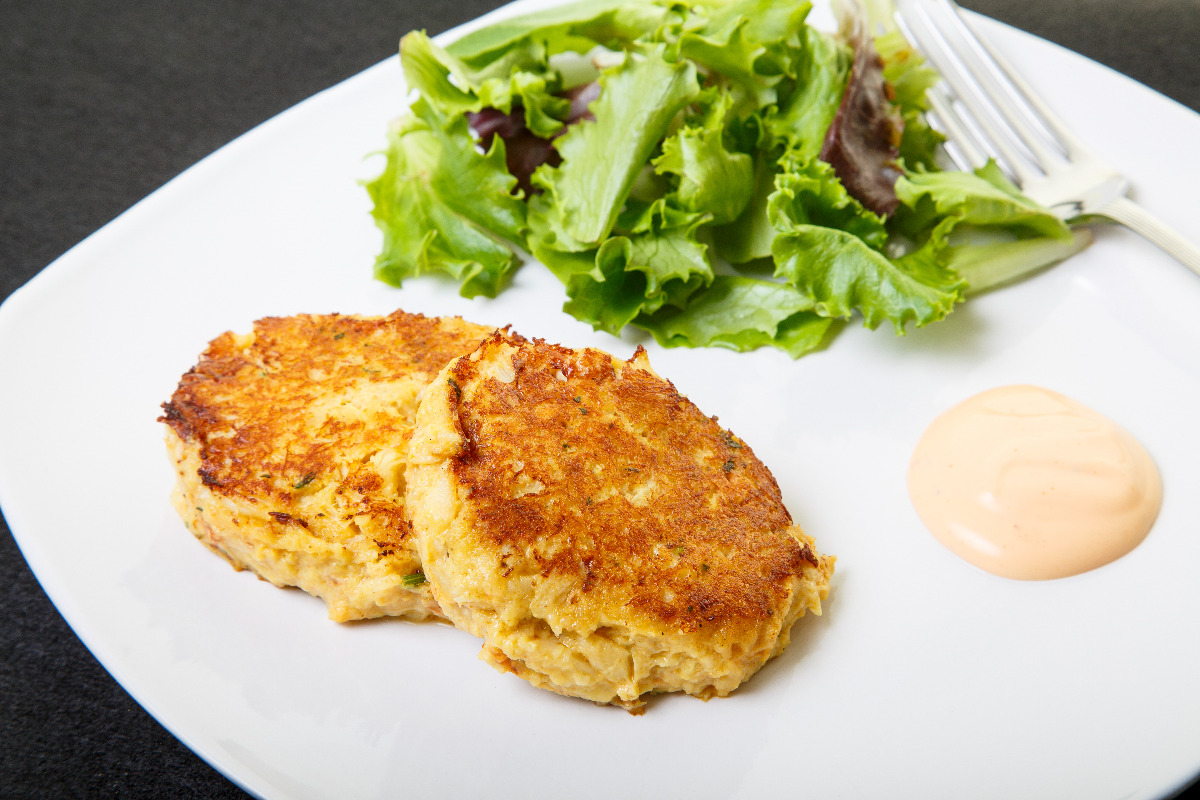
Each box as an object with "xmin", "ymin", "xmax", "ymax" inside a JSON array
[{"xmin": 907, "ymin": 385, "xmax": 1162, "ymax": 580}]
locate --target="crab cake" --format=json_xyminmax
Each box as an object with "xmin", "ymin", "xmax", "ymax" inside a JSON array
[
  {"xmin": 160, "ymin": 310, "xmax": 507, "ymax": 622},
  {"xmin": 406, "ymin": 336, "xmax": 834, "ymax": 711}
]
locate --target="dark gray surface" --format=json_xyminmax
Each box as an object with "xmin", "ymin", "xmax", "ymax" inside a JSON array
[{"xmin": 2, "ymin": 1, "xmax": 1198, "ymax": 798}]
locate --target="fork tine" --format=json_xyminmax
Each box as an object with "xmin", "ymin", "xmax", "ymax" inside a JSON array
[
  {"xmin": 925, "ymin": 86, "xmax": 990, "ymax": 172},
  {"xmin": 893, "ymin": 0, "xmax": 1041, "ymax": 183},
  {"xmin": 898, "ymin": 0, "xmax": 1200, "ymax": 276},
  {"xmin": 929, "ymin": 0, "xmax": 1073, "ymax": 170},
  {"xmin": 937, "ymin": 0, "xmax": 1092, "ymax": 160}
]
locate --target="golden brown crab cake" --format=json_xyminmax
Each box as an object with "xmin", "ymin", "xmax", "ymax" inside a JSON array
[
  {"xmin": 406, "ymin": 336, "xmax": 834, "ymax": 712},
  {"xmin": 160, "ymin": 310, "xmax": 509, "ymax": 622}
]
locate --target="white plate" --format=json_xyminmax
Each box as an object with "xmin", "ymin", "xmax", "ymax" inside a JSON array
[{"xmin": 2, "ymin": 2, "xmax": 1199, "ymax": 798}]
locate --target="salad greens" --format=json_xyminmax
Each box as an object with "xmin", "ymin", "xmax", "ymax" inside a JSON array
[{"xmin": 365, "ymin": 0, "xmax": 1088, "ymax": 358}]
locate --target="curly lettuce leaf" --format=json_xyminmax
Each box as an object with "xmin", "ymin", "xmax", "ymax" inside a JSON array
[
  {"xmin": 672, "ymin": 0, "xmax": 813, "ymax": 110},
  {"xmin": 635, "ymin": 275, "xmax": 837, "ymax": 357},
  {"xmin": 366, "ymin": 0, "xmax": 1090, "ymax": 357},
  {"xmin": 532, "ymin": 44, "xmax": 700, "ymax": 247},
  {"xmin": 772, "ymin": 225, "xmax": 964, "ymax": 331},
  {"xmin": 529, "ymin": 195, "xmax": 712, "ymax": 333},
  {"xmin": 401, "ymin": 30, "xmax": 569, "ymax": 138},
  {"xmin": 770, "ymin": 153, "xmax": 888, "ymax": 248},
  {"xmin": 894, "ymin": 160, "xmax": 1073, "ymax": 243},
  {"xmin": 900, "ymin": 161, "xmax": 1085, "ymax": 293},
  {"xmin": 763, "ymin": 26, "xmax": 852, "ymax": 157},
  {"xmin": 709, "ymin": 26, "xmax": 850, "ymax": 265},
  {"xmin": 770, "ymin": 155, "xmax": 964, "ymax": 330},
  {"xmin": 652, "ymin": 90, "xmax": 754, "ymax": 225},
  {"xmin": 365, "ymin": 99, "xmax": 526, "ymax": 298},
  {"xmin": 445, "ymin": 0, "xmax": 667, "ymax": 64},
  {"xmin": 710, "ymin": 147, "xmax": 780, "ymax": 264}
]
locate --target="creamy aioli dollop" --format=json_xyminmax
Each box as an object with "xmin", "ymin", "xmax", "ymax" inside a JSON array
[{"xmin": 907, "ymin": 385, "xmax": 1162, "ymax": 580}]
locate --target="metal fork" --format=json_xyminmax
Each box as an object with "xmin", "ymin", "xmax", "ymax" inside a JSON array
[{"xmin": 893, "ymin": 0, "xmax": 1200, "ymax": 276}]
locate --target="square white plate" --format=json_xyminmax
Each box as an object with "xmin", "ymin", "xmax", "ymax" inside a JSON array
[{"xmin": 3, "ymin": 2, "xmax": 1200, "ymax": 797}]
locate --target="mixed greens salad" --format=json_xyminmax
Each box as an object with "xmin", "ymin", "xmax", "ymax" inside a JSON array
[{"xmin": 365, "ymin": 0, "xmax": 1088, "ymax": 357}]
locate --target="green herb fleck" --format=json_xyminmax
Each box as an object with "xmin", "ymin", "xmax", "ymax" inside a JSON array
[
  {"xmin": 402, "ymin": 572, "xmax": 427, "ymax": 587},
  {"xmin": 333, "ymin": 332, "xmax": 346, "ymax": 340},
  {"xmin": 293, "ymin": 472, "xmax": 317, "ymax": 490},
  {"xmin": 722, "ymin": 458, "xmax": 736, "ymax": 473},
  {"xmin": 701, "ymin": 563, "xmax": 710, "ymax": 573},
  {"xmin": 720, "ymin": 431, "xmax": 743, "ymax": 449}
]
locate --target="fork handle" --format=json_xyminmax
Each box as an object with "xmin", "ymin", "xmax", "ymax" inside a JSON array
[{"xmin": 1095, "ymin": 196, "xmax": 1200, "ymax": 278}]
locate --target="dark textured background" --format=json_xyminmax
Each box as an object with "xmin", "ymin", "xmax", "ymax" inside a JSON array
[{"xmin": 2, "ymin": 1, "xmax": 1198, "ymax": 797}]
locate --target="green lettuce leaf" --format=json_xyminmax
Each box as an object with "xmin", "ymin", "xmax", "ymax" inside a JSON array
[
  {"xmin": 529, "ymin": 195, "xmax": 712, "ymax": 334},
  {"xmin": 771, "ymin": 224, "xmax": 964, "ymax": 331},
  {"xmin": 365, "ymin": 0, "xmax": 1090, "ymax": 358},
  {"xmin": 770, "ymin": 153, "xmax": 888, "ymax": 248},
  {"xmin": 445, "ymin": 0, "xmax": 667, "ymax": 64},
  {"xmin": 365, "ymin": 99, "xmax": 526, "ymax": 298},
  {"xmin": 951, "ymin": 226, "xmax": 1093, "ymax": 293},
  {"xmin": 401, "ymin": 30, "xmax": 569, "ymax": 138},
  {"xmin": 769, "ymin": 155, "xmax": 964, "ymax": 330},
  {"xmin": 763, "ymin": 25, "xmax": 852, "ymax": 157},
  {"xmin": 711, "ymin": 144, "xmax": 780, "ymax": 264},
  {"xmin": 532, "ymin": 44, "xmax": 701, "ymax": 247},
  {"xmin": 673, "ymin": 0, "xmax": 813, "ymax": 110},
  {"xmin": 635, "ymin": 275, "xmax": 837, "ymax": 358},
  {"xmin": 652, "ymin": 90, "xmax": 754, "ymax": 225},
  {"xmin": 893, "ymin": 160, "xmax": 1072, "ymax": 243}
]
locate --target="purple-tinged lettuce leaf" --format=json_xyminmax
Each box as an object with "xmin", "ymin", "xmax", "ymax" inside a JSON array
[
  {"xmin": 770, "ymin": 152, "xmax": 964, "ymax": 331},
  {"xmin": 532, "ymin": 44, "xmax": 700, "ymax": 247},
  {"xmin": 763, "ymin": 26, "xmax": 852, "ymax": 157},
  {"xmin": 465, "ymin": 82, "xmax": 600, "ymax": 196},
  {"xmin": 401, "ymin": 30, "xmax": 568, "ymax": 138},
  {"xmin": 365, "ymin": 99, "xmax": 525, "ymax": 298},
  {"xmin": 875, "ymin": 29, "xmax": 944, "ymax": 171},
  {"xmin": 817, "ymin": 12, "xmax": 905, "ymax": 215}
]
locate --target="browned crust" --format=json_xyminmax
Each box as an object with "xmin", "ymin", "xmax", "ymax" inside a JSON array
[
  {"xmin": 445, "ymin": 336, "xmax": 822, "ymax": 637},
  {"xmin": 160, "ymin": 310, "xmax": 507, "ymax": 557}
]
